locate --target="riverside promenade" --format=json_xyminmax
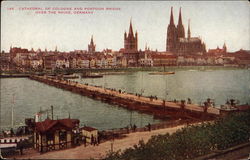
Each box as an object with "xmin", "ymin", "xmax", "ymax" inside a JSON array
[{"xmin": 29, "ymin": 75, "xmax": 220, "ymax": 120}]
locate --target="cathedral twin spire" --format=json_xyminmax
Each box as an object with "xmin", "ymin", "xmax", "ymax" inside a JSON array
[
  {"xmin": 168, "ymin": 7, "xmax": 187, "ymax": 39},
  {"xmin": 167, "ymin": 7, "xmax": 191, "ymax": 52},
  {"xmin": 170, "ymin": 7, "xmax": 174, "ymax": 25},
  {"xmin": 188, "ymin": 19, "xmax": 191, "ymax": 39},
  {"xmin": 167, "ymin": 7, "xmax": 206, "ymax": 54},
  {"xmin": 177, "ymin": 7, "xmax": 185, "ymax": 39}
]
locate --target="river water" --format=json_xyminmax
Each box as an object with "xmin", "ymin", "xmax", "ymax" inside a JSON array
[
  {"xmin": 75, "ymin": 68, "xmax": 250, "ymax": 107},
  {"xmin": 1, "ymin": 68, "xmax": 249, "ymax": 131}
]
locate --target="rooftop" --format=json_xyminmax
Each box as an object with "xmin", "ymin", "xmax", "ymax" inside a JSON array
[
  {"xmin": 81, "ymin": 126, "xmax": 97, "ymax": 132},
  {"xmin": 35, "ymin": 118, "xmax": 79, "ymax": 133}
]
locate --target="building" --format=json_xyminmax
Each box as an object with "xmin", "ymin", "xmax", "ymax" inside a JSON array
[
  {"xmin": 208, "ymin": 43, "xmax": 227, "ymax": 54},
  {"xmin": 30, "ymin": 56, "xmax": 43, "ymax": 70},
  {"xmin": 234, "ymin": 49, "xmax": 250, "ymax": 67},
  {"xmin": 89, "ymin": 57, "xmax": 96, "ymax": 68},
  {"xmin": 151, "ymin": 54, "xmax": 177, "ymax": 66},
  {"xmin": 124, "ymin": 20, "xmax": 138, "ymax": 53},
  {"xmin": 88, "ymin": 35, "xmax": 96, "ymax": 54},
  {"xmin": 69, "ymin": 55, "xmax": 77, "ymax": 69},
  {"xmin": 81, "ymin": 126, "xmax": 98, "ymax": 144},
  {"xmin": 55, "ymin": 56, "xmax": 70, "ymax": 69},
  {"xmin": 34, "ymin": 118, "xmax": 80, "ymax": 153},
  {"xmin": 106, "ymin": 55, "xmax": 116, "ymax": 67},
  {"xmin": 166, "ymin": 7, "xmax": 206, "ymax": 55},
  {"xmin": 43, "ymin": 54, "xmax": 56, "ymax": 71},
  {"xmin": 138, "ymin": 50, "xmax": 153, "ymax": 67},
  {"xmin": 123, "ymin": 20, "xmax": 140, "ymax": 66},
  {"xmin": 9, "ymin": 47, "xmax": 29, "ymax": 61},
  {"xmin": 0, "ymin": 52, "xmax": 11, "ymax": 71},
  {"xmin": 77, "ymin": 56, "xmax": 89, "ymax": 68}
]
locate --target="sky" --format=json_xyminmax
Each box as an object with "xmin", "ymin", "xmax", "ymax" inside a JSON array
[{"xmin": 1, "ymin": 1, "xmax": 250, "ymax": 52}]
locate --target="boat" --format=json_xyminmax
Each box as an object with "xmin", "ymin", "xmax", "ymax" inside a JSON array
[
  {"xmin": 81, "ymin": 72, "xmax": 103, "ymax": 78},
  {"xmin": 188, "ymin": 69, "xmax": 197, "ymax": 72},
  {"xmin": 149, "ymin": 65, "xmax": 175, "ymax": 75},
  {"xmin": 149, "ymin": 71, "xmax": 175, "ymax": 75},
  {"xmin": 101, "ymin": 72, "xmax": 132, "ymax": 75},
  {"xmin": 63, "ymin": 75, "xmax": 79, "ymax": 79}
]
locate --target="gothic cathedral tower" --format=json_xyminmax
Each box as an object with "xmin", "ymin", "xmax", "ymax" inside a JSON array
[
  {"xmin": 166, "ymin": 7, "xmax": 177, "ymax": 52},
  {"xmin": 124, "ymin": 20, "xmax": 138, "ymax": 53},
  {"xmin": 177, "ymin": 8, "xmax": 185, "ymax": 39}
]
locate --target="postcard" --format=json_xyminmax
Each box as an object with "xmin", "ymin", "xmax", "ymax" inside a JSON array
[{"xmin": 0, "ymin": 1, "xmax": 250, "ymax": 160}]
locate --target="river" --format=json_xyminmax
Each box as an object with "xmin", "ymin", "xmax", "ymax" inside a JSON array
[{"xmin": 1, "ymin": 68, "xmax": 249, "ymax": 131}]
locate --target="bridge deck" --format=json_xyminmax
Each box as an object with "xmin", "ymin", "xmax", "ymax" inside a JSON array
[{"xmin": 30, "ymin": 76, "xmax": 220, "ymax": 116}]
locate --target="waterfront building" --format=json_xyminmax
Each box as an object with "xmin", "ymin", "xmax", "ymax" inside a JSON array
[
  {"xmin": 9, "ymin": 47, "xmax": 29, "ymax": 63},
  {"xmin": 81, "ymin": 126, "xmax": 98, "ymax": 144},
  {"xmin": 0, "ymin": 52, "xmax": 11, "ymax": 71},
  {"xmin": 43, "ymin": 54, "xmax": 56, "ymax": 71},
  {"xmin": 34, "ymin": 118, "xmax": 80, "ymax": 153},
  {"xmin": 77, "ymin": 56, "xmax": 90, "ymax": 68},
  {"xmin": 55, "ymin": 56, "xmax": 70, "ymax": 69},
  {"xmin": 116, "ymin": 56, "xmax": 127, "ymax": 67},
  {"xmin": 30, "ymin": 56, "xmax": 43, "ymax": 70},
  {"xmin": 69, "ymin": 55, "xmax": 78, "ymax": 69},
  {"xmin": 89, "ymin": 57, "xmax": 96, "ymax": 68},
  {"xmin": 195, "ymin": 56, "xmax": 207, "ymax": 65},
  {"xmin": 138, "ymin": 51, "xmax": 153, "ymax": 67},
  {"xmin": 88, "ymin": 35, "xmax": 96, "ymax": 54},
  {"xmin": 96, "ymin": 56, "xmax": 106, "ymax": 68},
  {"xmin": 234, "ymin": 49, "xmax": 250, "ymax": 67},
  {"xmin": 166, "ymin": 7, "xmax": 206, "ymax": 55},
  {"xmin": 106, "ymin": 55, "xmax": 117, "ymax": 67},
  {"xmin": 151, "ymin": 54, "xmax": 177, "ymax": 66}
]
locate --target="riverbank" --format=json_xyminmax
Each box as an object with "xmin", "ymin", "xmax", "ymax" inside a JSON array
[
  {"xmin": 1, "ymin": 65, "xmax": 246, "ymax": 76},
  {"xmin": 11, "ymin": 119, "xmax": 250, "ymax": 160},
  {"xmin": 0, "ymin": 74, "xmax": 30, "ymax": 78},
  {"xmin": 11, "ymin": 124, "xmax": 187, "ymax": 159}
]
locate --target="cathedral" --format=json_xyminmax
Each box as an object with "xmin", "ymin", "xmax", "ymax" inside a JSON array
[{"xmin": 166, "ymin": 7, "xmax": 206, "ymax": 55}]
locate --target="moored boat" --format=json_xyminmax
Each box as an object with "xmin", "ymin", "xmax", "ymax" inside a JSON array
[
  {"xmin": 81, "ymin": 72, "xmax": 103, "ymax": 78},
  {"xmin": 149, "ymin": 71, "xmax": 175, "ymax": 75}
]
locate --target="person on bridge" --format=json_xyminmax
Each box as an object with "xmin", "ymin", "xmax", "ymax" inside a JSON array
[
  {"xmin": 91, "ymin": 135, "xmax": 94, "ymax": 145},
  {"xmin": 133, "ymin": 124, "xmax": 137, "ymax": 132},
  {"xmin": 148, "ymin": 123, "xmax": 151, "ymax": 132}
]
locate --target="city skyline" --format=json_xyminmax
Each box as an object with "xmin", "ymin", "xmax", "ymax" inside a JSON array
[{"xmin": 1, "ymin": 1, "xmax": 250, "ymax": 52}]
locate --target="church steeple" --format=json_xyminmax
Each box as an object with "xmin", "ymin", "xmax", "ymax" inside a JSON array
[
  {"xmin": 178, "ymin": 7, "xmax": 183, "ymax": 26},
  {"xmin": 188, "ymin": 19, "xmax": 191, "ymax": 39},
  {"xmin": 128, "ymin": 19, "xmax": 134, "ymax": 37},
  {"xmin": 170, "ymin": 7, "xmax": 174, "ymax": 25},
  {"xmin": 90, "ymin": 35, "xmax": 94, "ymax": 44},
  {"xmin": 177, "ymin": 7, "xmax": 185, "ymax": 39},
  {"xmin": 167, "ymin": 7, "xmax": 177, "ymax": 52},
  {"xmin": 223, "ymin": 42, "xmax": 227, "ymax": 53},
  {"xmin": 124, "ymin": 19, "xmax": 138, "ymax": 52},
  {"xmin": 88, "ymin": 35, "xmax": 96, "ymax": 54}
]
